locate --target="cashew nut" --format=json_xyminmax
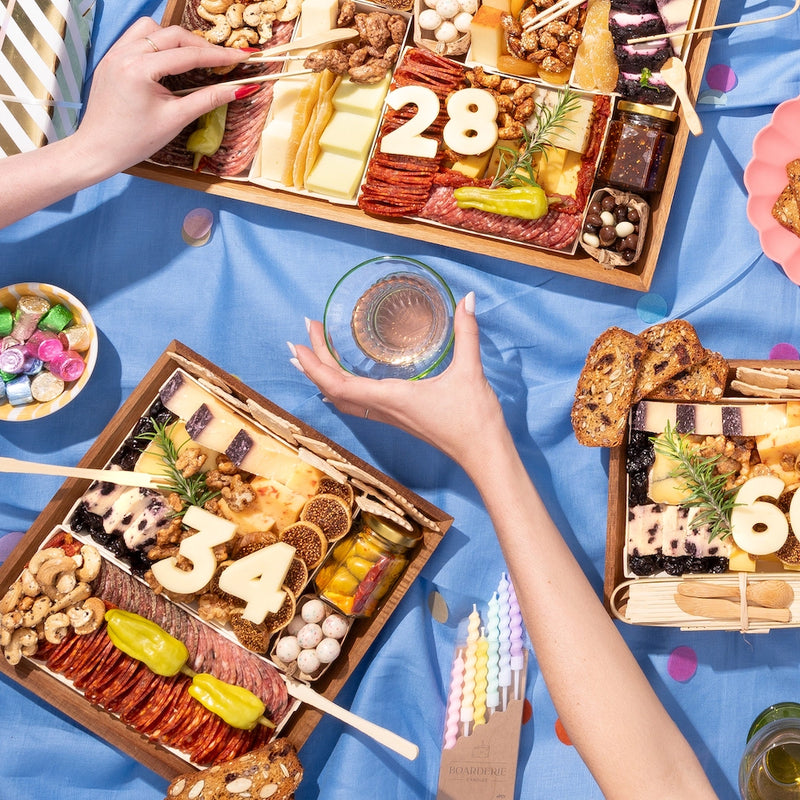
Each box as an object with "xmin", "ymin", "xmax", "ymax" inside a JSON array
[
  {"xmin": 200, "ymin": 0, "xmax": 233, "ymax": 12},
  {"xmin": 197, "ymin": 6, "xmax": 233, "ymax": 43},
  {"xmin": 242, "ymin": 3, "xmax": 265, "ymax": 26},
  {"xmin": 49, "ymin": 582, "xmax": 92, "ymax": 614},
  {"xmin": 0, "ymin": 580, "xmax": 23, "ymax": 614},
  {"xmin": 226, "ymin": 2, "xmax": 245, "ymax": 28},
  {"xmin": 4, "ymin": 627, "xmax": 37, "ymax": 665},
  {"xmin": 29, "ymin": 547, "xmax": 67, "ymax": 576},
  {"xmin": 67, "ymin": 597, "xmax": 105, "ymax": 635},
  {"xmin": 36, "ymin": 556, "xmax": 78, "ymax": 600},
  {"xmin": 227, "ymin": 27, "xmax": 259, "ymax": 47},
  {"xmin": 275, "ymin": 0, "xmax": 301, "ymax": 22},
  {"xmin": 75, "ymin": 545, "xmax": 101, "ymax": 583},
  {"xmin": 21, "ymin": 595, "xmax": 52, "ymax": 628},
  {"xmin": 0, "ymin": 629, "xmax": 10, "ymax": 648},
  {"xmin": 1, "ymin": 610, "xmax": 22, "ymax": 631},
  {"xmin": 44, "ymin": 612, "xmax": 70, "ymax": 645},
  {"xmin": 20, "ymin": 568, "xmax": 41, "ymax": 597}
]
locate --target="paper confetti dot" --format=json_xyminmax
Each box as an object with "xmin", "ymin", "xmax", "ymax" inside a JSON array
[
  {"xmin": 636, "ymin": 293, "xmax": 668, "ymax": 324},
  {"xmin": 522, "ymin": 699, "xmax": 533, "ymax": 725},
  {"xmin": 706, "ymin": 64, "xmax": 737, "ymax": 93},
  {"xmin": 770, "ymin": 343, "xmax": 800, "ymax": 361},
  {"xmin": 182, "ymin": 208, "xmax": 214, "ymax": 247},
  {"xmin": 667, "ymin": 645, "xmax": 698, "ymax": 682},
  {"xmin": 428, "ymin": 589, "xmax": 450, "ymax": 624},
  {"xmin": 555, "ymin": 717, "xmax": 572, "ymax": 745},
  {"xmin": 0, "ymin": 531, "xmax": 24, "ymax": 565},
  {"xmin": 697, "ymin": 89, "xmax": 727, "ymax": 107}
]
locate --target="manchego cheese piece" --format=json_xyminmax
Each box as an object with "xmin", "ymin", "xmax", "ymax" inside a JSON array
[
  {"xmin": 333, "ymin": 74, "xmax": 391, "ymax": 115},
  {"xmin": 728, "ymin": 543, "xmax": 757, "ymax": 572},
  {"xmin": 533, "ymin": 147, "xmax": 567, "ymax": 195},
  {"xmin": 647, "ymin": 446, "xmax": 691, "ymax": 505},
  {"xmin": 555, "ymin": 149, "xmax": 583, "ymax": 197},
  {"xmin": 298, "ymin": 0, "xmax": 338, "ymax": 36},
  {"xmin": 469, "ymin": 5, "xmax": 506, "ymax": 68},
  {"xmin": 135, "ymin": 420, "xmax": 216, "ymax": 476},
  {"xmin": 757, "ymin": 425, "xmax": 800, "ymax": 486}
]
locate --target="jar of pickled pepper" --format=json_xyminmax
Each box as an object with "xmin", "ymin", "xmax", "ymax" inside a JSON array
[
  {"xmin": 316, "ymin": 513, "xmax": 421, "ymax": 617},
  {"xmin": 596, "ymin": 102, "xmax": 677, "ymax": 194}
]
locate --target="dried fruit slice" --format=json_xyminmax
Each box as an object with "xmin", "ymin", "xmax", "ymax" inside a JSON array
[
  {"xmin": 300, "ymin": 493, "xmax": 353, "ymax": 542},
  {"xmin": 280, "ymin": 521, "xmax": 328, "ymax": 569}
]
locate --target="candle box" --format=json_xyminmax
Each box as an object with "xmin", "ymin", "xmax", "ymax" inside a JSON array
[
  {"xmin": 436, "ymin": 652, "xmax": 528, "ymax": 800},
  {"xmin": 0, "ymin": 340, "xmax": 453, "ymax": 779},
  {"xmin": 0, "ymin": 0, "xmax": 94, "ymax": 157}
]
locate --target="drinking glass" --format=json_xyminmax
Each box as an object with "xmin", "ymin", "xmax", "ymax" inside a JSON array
[{"xmin": 740, "ymin": 703, "xmax": 800, "ymax": 799}]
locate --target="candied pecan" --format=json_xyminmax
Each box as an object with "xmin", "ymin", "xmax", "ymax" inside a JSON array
[
  {"xmin": 513, "ymin": 97, "xmax": 535, "ymax": 121},
  {"xmin": 337, "ymin": 0, "xmax": 355, "ymax": 25},
  {"xmin": 556, "ymin": 42, "xmax": 576, "ymax": 65},
  {"xmin": 501, "ymin": 11, "xmax": 523, "ymax": 36},
  {"xmin": 167, "ymin": 492, "xmax": 184, "ymax": 513},
  {"xmin": 197, "ymin": 592, "xmax": 236, "ymax": 624},
  {"xmin": 544, "ymin": 20, "xmax": 571, "ymax": 38},
  {"xmin": 498, "ymin": 77, "xmax": 521, "ymax": 93},
  {"xmin": 539, "ymin": 31, "xmax": 558, "ymax": 49},
  {"xmin": 521, "ymin": 31, "xmax": 540, "ymax": 51},
  {"xmin": 541, "ymin": 54, "xmax": 567, "ymax": 72},
  {"xmin": 147, "ymin": 544, "xmax": 180, "ymax": 561}
]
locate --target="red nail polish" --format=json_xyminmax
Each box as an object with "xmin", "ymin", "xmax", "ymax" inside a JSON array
[
  {"xmin": 240, "ymin": 47, "xmax": 261, "ymax": 52},
  {"xmin": 234, "ymin": 83, "xmax": 260, "ymax": 100}
]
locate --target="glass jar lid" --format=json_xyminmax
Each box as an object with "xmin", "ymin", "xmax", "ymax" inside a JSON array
[
  {"xmin": 361, "ymin": 512, "xmax": 422, "ymax": 550},
  {"xmin": 617, "ymin": 101, "xmax": 678, "ymax": 123}
]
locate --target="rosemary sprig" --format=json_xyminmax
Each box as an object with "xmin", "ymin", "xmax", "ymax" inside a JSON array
[
  {"xmin": 491, "ymin": 87, "xmax": 581, "ymax": 189},
  {"xmin": 651, "ymin": 421, "xmax": 738, "ymax": 541},
  {"xmin": 137, "ymin": 420, "xmax": 219, "ymax": 513}
]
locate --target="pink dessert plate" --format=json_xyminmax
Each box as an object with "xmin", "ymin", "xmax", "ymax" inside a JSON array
[{"xmin": 744, "ymin": 94, "xmax": 800, "ymax": 285}]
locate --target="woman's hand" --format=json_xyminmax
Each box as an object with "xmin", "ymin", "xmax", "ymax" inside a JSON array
[
  {"xmin": 72, "ymin": 17, "xmax": 251, "ymax": 178},
  {"xmin": 290, "ymin": 292, "xmax": 510, "ymax": 473}
]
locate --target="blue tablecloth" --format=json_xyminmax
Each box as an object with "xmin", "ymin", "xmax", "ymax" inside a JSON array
[{"xmin": 2, "ymin": 2, "xmax": 800, "ymax": 797}]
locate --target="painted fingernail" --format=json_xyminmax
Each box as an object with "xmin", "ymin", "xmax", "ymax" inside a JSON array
[
  {"xmin": 234, "ymin": 83, "xmax": 260, "ymax": 100},
  {"xmin": 287, "ymin": 341, "xmax": 297, "ymax": 358},
  {"xmin": 240, "ymin": 47, "xmax": 261, "ymax": 52},
  {"xmin": 290, "ymin": 357, "xmax": 305, "ymax": 374},
  {"xmin": 464, "ymin": 291, "xmax": 476, "ymax": 315},
  {"xmin": 304, "ymin": 317, "xmax": 312, "ymax": 334}
]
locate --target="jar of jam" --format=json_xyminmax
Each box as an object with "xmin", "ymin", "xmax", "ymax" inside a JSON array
[
  {"xmin": 596, "ymin": 102, "xmax": 677, "ymax": 194},
  {"xmin": 316, "ymin": 512, "xmax": 421, "ymax": 617}
]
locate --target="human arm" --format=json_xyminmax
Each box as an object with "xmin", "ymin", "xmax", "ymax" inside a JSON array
[
  {"xmin": 1, "ymin": 17, "xmax": 251, "ymax": 229},
  {"xmin": 290, "ymin": 294, "xmax": 718, "ymax": 800}
]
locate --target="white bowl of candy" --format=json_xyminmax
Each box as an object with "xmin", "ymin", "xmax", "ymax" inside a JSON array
[{"xmin": 0, "ymin": 283, "xmax": 97, "ymax": 422}]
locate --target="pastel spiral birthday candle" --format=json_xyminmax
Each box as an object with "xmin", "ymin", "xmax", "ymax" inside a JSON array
[
  {"xmin": 472, "ymin": 631, "xmax": 489, "ymax": 726},
  {"xmin": 486, "ymin": 592, "xmax": 501, "ymax": 714},
  {"xmin": 460, "ymin": 605, "xmax": 481, "ymax": 737},
  {"xmin": 443, "ymin": 649, "xmax": 465, "ymax": 749},
  {"xmin": 508, "ymin": 576, "xmax": 525, "ymax": 701},
  {"xmin": 497, "ymin": 574, "xmax": 512, "ymax": 710}
]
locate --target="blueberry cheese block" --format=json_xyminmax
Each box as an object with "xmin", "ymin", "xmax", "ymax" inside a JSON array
[
  {"xmin": 614, "ymin": 38, "xmax": 673, "ymax": 72},
  {"xmin": 627, "ymin": 502, "xmax": 731, "ymax": 576}
]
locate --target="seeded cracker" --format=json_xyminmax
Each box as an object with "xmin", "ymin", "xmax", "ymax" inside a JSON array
[
  {"xmin": 571, "ymin": 327, "xmax": 647, "ymax": 447},
  {"xmin": 356, "ymin": 495, "xmax": 415, "ymax": 532},
  {"xmin": 164, "ymin": 737, "xmax": 303, "ymax": 800},
  {"xmin": 294, "ymin": 433, "xmax": 342, "ymax": 461},
  {"xmin": 631, "ymin": 319, "xmax": 705, "ymax": 402}
]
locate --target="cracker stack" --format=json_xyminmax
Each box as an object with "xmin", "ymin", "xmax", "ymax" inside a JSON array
[{"xmin": 571, "ymin": 319, "xmax": 728, "ymax": 447}]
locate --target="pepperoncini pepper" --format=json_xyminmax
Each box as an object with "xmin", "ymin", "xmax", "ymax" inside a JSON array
[
  {"xmin": 188, "ymin": 673, "xmax": 270, "ymax": 731},
  {"xmin": 452, "ymin": 184, "xmax": 549, "ymax": 220},
  {"xmin": 104, "ymin": 609, "xmax": 188, "ymax": 677},
  {"xmin": 186, "ymin": 104, "xmax": 228, "ymax": 171},
  {"xmin": 104, "ymin": 609, "xmax": 274, "ymax": 730}
]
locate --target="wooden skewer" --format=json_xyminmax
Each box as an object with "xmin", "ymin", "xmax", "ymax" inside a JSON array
[
  {"xmin": 627, "ymin": 0, "xmax": 800, "ymax": 45},
  {"xmin": 240, "ymin": 54, "xmax": 307, "ymax": 64},
  {"xmin": 285, "ymin": 679, "xmax": 419, "ymax": 761},
  {"xmin": 522, "ymin": 0, "xmax": 584, "ymax": 31},
  {"xmin": 173, "ymin": 69, "xmax": 315, "ymax": 96},
  {"xmin": 245, "ymin": 26, "xmax": 359, "ymax": 59},
  {"xmin": 0, "ymin": 456, "xmax": 163, "ymax": 489}
]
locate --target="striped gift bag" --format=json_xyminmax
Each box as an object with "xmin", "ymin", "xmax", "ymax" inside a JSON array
[{"xmin": 0, "ymin": 0, "xmax": 94, "ymax": 157}]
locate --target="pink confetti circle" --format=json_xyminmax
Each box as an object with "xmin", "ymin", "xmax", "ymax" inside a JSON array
[
  {"xmin": 706, "ymin": 64, "xmax": 737, "ymax": 93},
  {"xmin": 667, "ymin": 645, "xmax": 697, "ymax": 682},
  {"xmin": 770, "ymin": 343, "xmax": 800, "ymax": 360}
]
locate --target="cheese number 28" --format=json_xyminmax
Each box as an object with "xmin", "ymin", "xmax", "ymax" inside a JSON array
[{"xmin": 380, "ymin": 85, "xmax": 499, "ymax": 158}]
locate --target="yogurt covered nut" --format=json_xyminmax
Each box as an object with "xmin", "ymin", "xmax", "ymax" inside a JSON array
[
  {"xmin": 321, "ymin": 613, "xmax": 348, "ymax": 639},
  {"xmin": 297, "ymin": 649, "xmax": 321, "ymax": 675},
  {"xmin": 296, "ymin": 623, "xmax": 324, "ymax": 649},
  {"xmin": 300, "ymin": 598, "xmax": 327, "ymax": 624}
]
